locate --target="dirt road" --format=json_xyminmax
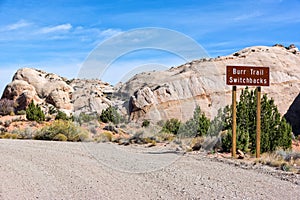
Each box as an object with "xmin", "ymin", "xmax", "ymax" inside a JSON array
[{"xmin": 0, "ymin": 139, "xmax": 299, "ymax": 199}]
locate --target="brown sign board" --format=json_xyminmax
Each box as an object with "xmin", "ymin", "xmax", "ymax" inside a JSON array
[{"xmin": 226, "ymin": 66, "xmax": 270, "ymax": 86}]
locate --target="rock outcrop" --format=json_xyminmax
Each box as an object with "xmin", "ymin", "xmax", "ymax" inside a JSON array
[
  {"xmin": 116, "ymin": 44, "xmax": 300, "ymax": 125},
  {"xmin": 70, "ymin": 79, "xmax": 113, "ymax": 115},
  {"xmin": 2, "ymin": 44, "xmax": 300, "ymax": 135},
  {"xmin": 1, "ymin": 68, "xmax": 113, "ymax": 115}
]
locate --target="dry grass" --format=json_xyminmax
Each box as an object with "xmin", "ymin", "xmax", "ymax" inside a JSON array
[
  {"xmin": 0, "ymin": 132, "xmax": 18, "ymax": 139},
  {"xmin": 257, "ymin": 149, "xmax": 300, "ymax": 172},
  {"xmin": 95, "ymin": 131, "xmax": 113, "ymax": 142}
]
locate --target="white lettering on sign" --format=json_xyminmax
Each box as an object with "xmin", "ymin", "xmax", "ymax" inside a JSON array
[
  {"xmin": 226, "ymin": 66, "xmax": 269, "ymax": 86},
  {"xmin": 250, "ymin": 69, "xmax": 264, "ymax": 76},
  {"xmin": 233, "ymin": 68, "xmax": 246, "ymax": 75}
]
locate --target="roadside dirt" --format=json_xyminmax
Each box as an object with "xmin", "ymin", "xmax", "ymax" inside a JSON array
[{"xmin": 0, "ymin": 139, "xmax": 299, "ymax": 199}]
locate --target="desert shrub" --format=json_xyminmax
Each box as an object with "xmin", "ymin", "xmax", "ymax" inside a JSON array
[
  {"xmin": 218, "ymin": 88, "xmax": 292, "ymax": 153},
  {"xmin": 103, "ymin": 131, "xmax": 113, "ymax": 141},
  {"xmin": 156, "ymin": 120, "xmax": 165, "ymax": 127},
  {"xmin": 89, "ymin": 124, "xmax": 98, "ymax": 135},
  {"xmin": 26, "ymin": 101, "xmax": 45, "ymax": 122},
  {"xmin": 2, "ymin": 133, "xmax": 18, "ymax": 139},
  {"xmin": 162, "ymin": 118, "xmax": 181, "ymax": 135},
  {"xmin": 4, "ymin": 120, "xmax": 11, "ymax": 127},
  {"xmin": 100, "ymin": 106, "xmax": 121, "ymax": 124},
  {"xmin": 257, "ymin": 149, "xmax": 300, "ymax": 172},
  {"xmin": 190, "ymin": 137, "xmax": 205, "ymax": 151},
  {"xmin": 74, "ymin": 112, "xmax": 98, "ymax": 125},
  {"xmin": 0, "ymin": 98, "xmax": 16, "ymax": 115},
  {"xmin": 142, "ymin": 119, "xmax": 150, "ymax": 128},
  {"xmin": 55, "ymin": 110, "xmax": 69, "ymax": 120},
  {"xmin": 17, "ymin": 110, "xmax": 26, "ymax": 115},
  {"xmin": 0, "ymin": 126, "xmax": 7, "ymax": 133},
  {"xmin": 129, "ymin": 131, "xmax": 145, "ymax": 144},
  {"xmin": 155, "ymin": 132, "xmax": 175, "ymax": 142},
  {"xmin": 48, "ymin": 106, "xmax": 57, "ymax": 115},
  {"xmin": 144, "ymin": 137, "xmax": 156, "ymax": 146},
  {"xmin": 96, "ymin": 131, "xmax": 113, "ymax": 142},
  {"xmin": 12, "ymin": 127, "xmax": 35, "ymax": 139},
  {"xmin": 179, "ymin": 106, "xmax": 210, "ymax": 138},
  {"xmin": 34, "ymin": 120, "xmax": 88, "ymax": 141},
  {"xmin": 53, "ymin": 133, "xmax": 68, "ymax": 141},
  {"xmin": 72, "ymin": 132, "xmax": 90, "ymax": 142}
]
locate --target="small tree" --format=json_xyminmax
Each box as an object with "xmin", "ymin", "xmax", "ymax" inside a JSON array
[
  {"xmin": 26, "ymin": 101, "xmax": 45, "ymax": 122},
  {"xmin": 142, "ymin": 119, "xmax": 150, "ymax": 128},
  {"xmin": 219, "ymin": 87, "xmax": 292, "ymax": 153},
  {"xmin": 55, "ymin": 110, "xmax": 69, "ymax": 120},
  {"xmin": 100, "ymin": 106, "xmax": 121, "ymax": 124},
  {"xmin": 162, "ymin": 118, "xmax": 181, "ymax": 134},
  {"xmin": 179, "ymin": 106, "xmax": 210, "ymax": 138}
]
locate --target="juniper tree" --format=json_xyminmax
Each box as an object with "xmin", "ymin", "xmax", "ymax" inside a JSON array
[
  {"xmin": 220, "ymin": 87, "xmax": 292, "ymax": 153},
  {"xmin": 26, "ymin": 101, "xmax": 45, "ymax": 122},
  {"xmin": 178, "ymin": 106, "xmax": 210, "ymax": 137}
]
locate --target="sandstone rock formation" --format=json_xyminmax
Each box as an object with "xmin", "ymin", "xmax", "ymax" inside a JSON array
[
  {"xmin": 1, "ymin": 68, "xmax": 113, "ymax": 115},
  {"xmin": 116, "ymin": 45, "xmax": 300, "ymax": 126},
  {"xmin": 70, "ymin": 79, "xmax": 113, "ymax": 115},
  {"xmin": 2, "ymin": 45, "xmax": 300, "ymax": 135}
]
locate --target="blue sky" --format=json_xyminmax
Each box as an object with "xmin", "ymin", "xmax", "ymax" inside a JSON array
[{"xmin": 0, "ymin": 0, "xmax": 300, "ymax": 93}]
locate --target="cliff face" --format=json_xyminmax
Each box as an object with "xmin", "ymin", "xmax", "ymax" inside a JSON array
[
  {"xmin": 117, "ymin": 44, "xmax": 300, "ymax": 124},
  {"xmin": 2, "ymin": 44, "xmax": 300, "ymax": 134}
]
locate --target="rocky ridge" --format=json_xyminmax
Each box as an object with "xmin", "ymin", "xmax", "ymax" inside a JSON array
[
  {"xmin": 2, "ymin": 44, "xmax": 300, "ymax": 133},
  {"xmin": 116, "ymin": 44, "xmax": 300, "ymax": 126}
]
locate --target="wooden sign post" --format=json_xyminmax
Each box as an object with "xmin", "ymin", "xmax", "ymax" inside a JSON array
[
  {"xmin": 256, "ymin": 86, "xmax": 261, "ymax": 158},
  {"xmin": 232, "ymin": 86, "xmax": 237, "ymax": 158},
  {"xmin": 226, "ymin": 66, "xmax": 269, "ymax": 158}
]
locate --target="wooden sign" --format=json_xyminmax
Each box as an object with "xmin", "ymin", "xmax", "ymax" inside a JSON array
[
  {"xmin": 226, "ymin": 65, "xmax": 270, "ymax": 159},
  {"xmin": 226, "ymin": 66, "xmax": 270, "ymax": 86}
]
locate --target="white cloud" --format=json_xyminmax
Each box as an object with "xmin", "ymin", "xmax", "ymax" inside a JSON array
[
  {"xmin": 1, "ymin": 19, "xmax": 31, "ymax": 32},
  {"xmin": 99, "ymin": 28, "xmax": 123, "ymax": 38},
  {"xmin": 39, "ymin": 23, "xmax": 72, "ymax": 34},
  {"xmin": 233, "ymin": 12, "xmax": 262, "ymax": 21}
]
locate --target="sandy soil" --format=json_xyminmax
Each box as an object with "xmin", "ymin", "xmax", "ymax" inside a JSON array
[{"xmin": 0, "ymin": 139, "xmax": 299, "ymax": 200}]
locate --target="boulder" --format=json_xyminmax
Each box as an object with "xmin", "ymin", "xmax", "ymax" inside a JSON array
[{"xmin": 2, "ymin": 80, "xmax": 41, "ymax": 111}]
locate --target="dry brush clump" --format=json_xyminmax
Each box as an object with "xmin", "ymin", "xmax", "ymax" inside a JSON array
[
  {"xmin": 256, "ymin": 149, "xmax": 300, "ymax": 172},
  {"xmin": 0, "ymin": 98, "xmax": 17, "ymax": 116},
  {"xmin": 11, "ymin": 127, "xmax": 35, "ymax": 139},
  {"xmin": 94, "ymin": 131, "xmax": 113, "ymax": 142},
  {"xmin": 34, "ymin": 119, "xmax": 90, "ymax": 142},
  {"xmin": 0, "ymin": 132, "xmax": 18, "ymax": 139}
]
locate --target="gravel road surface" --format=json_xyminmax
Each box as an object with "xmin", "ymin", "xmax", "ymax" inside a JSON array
[{"xmin": 0, "ymin": 139, "xmax": 299, "ymax": 199}]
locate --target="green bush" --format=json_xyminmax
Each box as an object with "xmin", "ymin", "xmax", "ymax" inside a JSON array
[
  {"xmin": 162, "ymin": 118, "xmax": 181, "ymax": 135},
  {"xmin": 34, "ymin": 120, "xmax": 89, "ymax": 141},
  {"xmin": 73, "ymin": 113, "xmax": 98, "ymax": 125},
  {"xmin": 55, "ymin": 110, "xmax": 68, "ymax": 120},
  {"xmin": 26, "ymin": 101, "xmax": 45, "ymax": 122},
  {"xmin": 17, "ymin": 110, "xmax": 26, "ymax": 115},
  {"xmin": 179, "ymin": 106, "xmax": 210, "ymax": 138},
  {"xmin": 48, "ymin": 106, "xmax": 57, "ymax": 115},
  {"xmin": 142, "ymin": 119, "xmax": 150, "ymax": 128},
  {"xmin": 218, "ymin": 88, "xmax": 292, "ymax": 153},
  {"xmin": 100, "ymin": 106, "xmax": 121, "ymax": 124}
]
